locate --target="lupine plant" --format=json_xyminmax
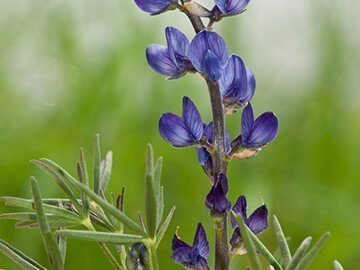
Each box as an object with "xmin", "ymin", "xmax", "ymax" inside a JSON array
[{"xmin": 0, "ymin": 1, "xmax": 345, "ymax": 270}]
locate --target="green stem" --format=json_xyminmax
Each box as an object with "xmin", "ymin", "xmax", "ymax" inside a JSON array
[
  {"xmin": 213, "ymin": 212, "xmax": 230, "ymax": 270},
  {"xmin": 148, "ymin": 241, "xmax": 159, "ymax": 270},
  {"xmin": 83, "ymin": 219, "xmax": 123, "ymax": 270}
]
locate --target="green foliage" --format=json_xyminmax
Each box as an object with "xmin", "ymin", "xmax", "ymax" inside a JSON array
[
  {"xmin": 30, "ymin": 177, "xmax": 64, "ymax": 270},
  {"xmin": 0, "ymin": 239, "xmax": 46, "ymax": 270},
  {"xmin": 231, "ymin": 211, "xmax": 262, "ymax": 270},
  {"xmin": 0, "ymin": 1, "xmax": 357, "ymax": 269},
  {"xmin": 273, "ymin": 216, "xmax": 292, "ymax": 267},
  {"xmin": 230, "ymin": 215, "xmax": 333, "ymax": 270},
  {"xmin": 0, "ymin": 138, "xmax": 175, "ymax": 270}
]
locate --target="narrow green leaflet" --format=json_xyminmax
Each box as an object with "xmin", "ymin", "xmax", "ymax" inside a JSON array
[
  {"xmin": 245, "ymin": 226, "xmax": 283, "ymax": 270},
  {"xmin": 333, "ymin": 260, "xmax": 344, "ymax": 270},
  {"xmin": 286, "ymin": 237, "xmax": 312, "ymax": 270},
  {"xmin": 231, "ymin": 211, "xmax": 262, "ymax": 270},
  {"xmin": 76, "ymin": 163, "xmax": 89, "ymax": 217},
  {"xmin": 273, "ymin": 215, "xmax": 292, "ymax": 267},
  {"xmin": 1, "ymin": 213, "xmax": 78, "ymax": 229},
  {"xmin": 30, "ymin": 177, "xmax": 64, "ymax": 270},
  {"xmin": 31, "ymin": 160, "xmax": 82, "ymax": 213},
  {"xmin": 155, "ymin": 206, "xmax": 176, "ymax": 248},
  {"xmin": 57, "ymin": 234, "xmax": 67, "ymax": 266},
  {"xmin": 100, "ymin": 151, "xmax": 113, "ymax": 192},
  {"xmin": 145, "ymin": 144, "xmax": 157, "ymax": 238},
  {"xmin": 79, "ymin": 148, "xmax": 90, "ymax": 215},
  {"xmin": 1, "ymin": 212, "xmax": 76, "ymax": 223},
  {"xmin": 154, "ymin": 157, "xmax": 163, "ymax": 228},
  {"xmin": 0, "ymin": 239, "xmax": 47, "ymax": 270},
  {"xmin": 56, "ymin": 230, "xmax": 143, "ymax": 245},
  {"xmin": 38, "ymin": 158, "xmax": 79, "ymax": 192},
  {"xmin": 0, "ymin": 197, "xmax": 82, "ymax": 223},
  {"xmin": 296, "ymin": 232, "xmax": 330, "ymax": 270},
  {"xmin": 157, "ymin": 186, "xmax": 164, "ymax": 229},
  {"xmin": 93, "ymin": 134, "xmax": 101, "ymax": 195}
]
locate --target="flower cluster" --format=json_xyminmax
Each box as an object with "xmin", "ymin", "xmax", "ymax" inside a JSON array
[
  {"xmin": 159, "ymin": 95, "xmax": 278, "ymax": 174},
  {"xmin": 135, "ymin": 0, "xmax": 278, "ymax": 268}
]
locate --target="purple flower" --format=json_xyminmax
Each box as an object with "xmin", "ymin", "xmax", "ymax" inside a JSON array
[
  {"xmin": 239, "ymin": 103, "xmax": 278, "ymax": 149},
  {"xmin": 146, "ymin": 27, "xmax": 192, "ymax": 79},
  {"xmin": 230, "ymin": 195, "xmax": 268, "ymax": 248},
  {"xmin": 215, "ymin": 0, "xmax": 250, "ymax": 17},
  {"xmin": 220, "ymin": 55, "xmax": 255, "ymax": 113},
  {"xmin": 172, "ymin": 223, "xmax": 210, "ymax": 270},
  {"xmin": 189, "ymin": 30, "xmax": 228, "ymax": 81},
  {"xmin": 159, "ymin": 96, "xmax": 203, "ymax": 147},
  {"xmin": 205, "ymin": 173, "xmax": 231, "ymax": 214},
  {"xmin": 134, "ymin": 0, "xmax": 177, "ymax": 15},
  {"xmin": 196, "ymin": 123, "xmax": 231, "ymax": 179}
]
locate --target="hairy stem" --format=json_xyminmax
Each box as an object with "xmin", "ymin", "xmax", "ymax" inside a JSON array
[
  {"xmin": 206, "ymin": 79, "xmax": 228, "ymax": 177},
  {"xmin": 207, "ymin": 80, "xmax": 229, "ymax": 270},
  {"xmin": 148, "ymin": 242, "xmax": 160, "ymax": 270},
  {"xmin": 214, "ymin": 213, "xmax": 230, "ymax": 270},
  {"xmin": 83, "ymin": 219, "xmax": 123, "ymax": 270},
  {"xmin": 184, "ymin": 12, "xmax": 230, "ymax": 270}
]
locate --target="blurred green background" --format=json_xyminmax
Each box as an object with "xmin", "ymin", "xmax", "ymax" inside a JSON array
[{"xmin": 0, "ymin": 0, "xmax": 359, "ymax": 269}]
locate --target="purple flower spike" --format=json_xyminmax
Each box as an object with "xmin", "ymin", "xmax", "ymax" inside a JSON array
[
  {"xmin": 215, "ymin": 0, "xmax": 251, "ymax": 16},
  {"xmin": 240, "ymin": 103, "xmax": 278, "ymax": 148},
  {"xmin": 230, "ymin": 195, "xmax": 268, "ymax": 248},
  {"xmin": 134, "ymin": 0, "xmax": 177, "ymax": 15},
  {"xmin": 189, "ymin": 30, "xmax": 228, "ymax": 81},
  {"xmin": 172, "ymin": 223, "xmax": 210, "ymax": 270},
  {"xmin": 205, "ymin": 173, "xmax": 231, "ymax": 214},
  {"xmin": 159, "ymin": 96, "xmax": 203, "ymax": 147},
  {"xmin": 146, "ymin": 27, "xmax": 192, "ymax": 79},
  {"xmin": 220, "ymin": 55, "xmax": 255, "ymax": 113}
]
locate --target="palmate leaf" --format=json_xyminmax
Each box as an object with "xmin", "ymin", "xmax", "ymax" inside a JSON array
[
  {"xmin": 273, "ymin": 215, "xmax": 292, "ymax": 267},
  {"xmin": 30, "ymin": 177, "xmax": 64, "ymax": 270},
  {"xmin": 32, "ymin": 156, "xmax": 145, "ymax": 236},
  {"xmin": 0, "ymin": 239, "xmax": 47, "ymax": 270},
  {"xmin": 231, "ymin": 211, "xmax": 263, "ymax": 270},
  {"xmin": 67, "ymin": 179, "xmax": 146, "ymax": 236},
  {"xmin": 55, "ymin": 230, "xmax": 143, "ymax": 245}
]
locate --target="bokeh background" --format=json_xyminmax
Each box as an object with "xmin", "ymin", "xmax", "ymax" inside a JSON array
[{"xmin": 0, "ymin": 0, "xmax": 359, "ymax": 269}]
